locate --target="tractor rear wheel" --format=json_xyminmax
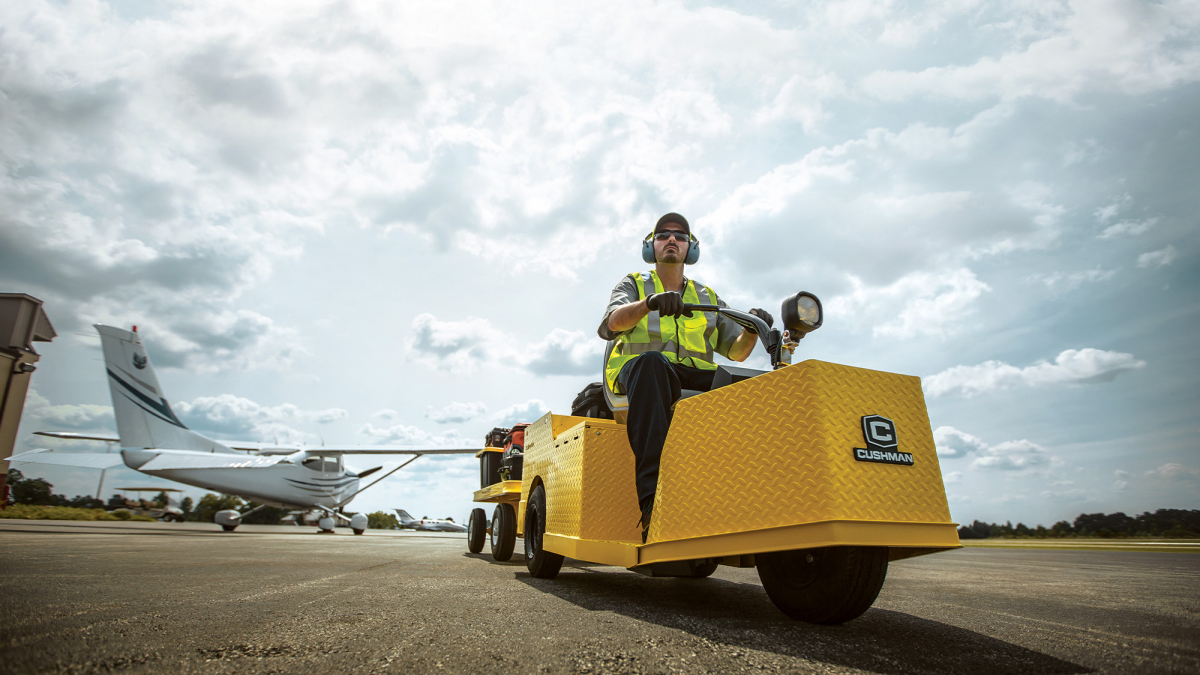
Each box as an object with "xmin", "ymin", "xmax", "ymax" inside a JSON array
[
  {"xmin": 467, "ymin": 508, "xmax": 487, "ymax": 553},
  {"xmin": 525, "ymin": 485, "xmax": 564, "ymax": 579},
  {"xmin": 756, "ymin": 546, "xmax": 888, "ymax": 624},
  {"xmin": 490, "ymin": 503, "xmax": 516, "ymax": 561}
]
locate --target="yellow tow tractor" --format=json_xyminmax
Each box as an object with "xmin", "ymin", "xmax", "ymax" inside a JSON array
[{"xmin": 467, "ymin": 292, "xmax": 960, "ymax": 624}]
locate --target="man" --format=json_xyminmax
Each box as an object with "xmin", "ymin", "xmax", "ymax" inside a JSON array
[{"xmin": 598, "ymin": 212, "xmax": 773, "ymax": 540}]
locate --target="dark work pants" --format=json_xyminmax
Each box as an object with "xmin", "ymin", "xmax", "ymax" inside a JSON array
[{"xmin": 617, "ymin": 352, "xmax": 715, "ymax": 508}]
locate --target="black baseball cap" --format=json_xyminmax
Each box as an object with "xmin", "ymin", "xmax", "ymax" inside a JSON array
[{"xmin": 655, "ymin": 212, "xmax": 690, "ymax": 235}]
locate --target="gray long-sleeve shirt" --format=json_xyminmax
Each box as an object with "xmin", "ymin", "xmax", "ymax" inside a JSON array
[{"xmin": 597, "ymin": 273, "xmax": 744, "ymax": 359}]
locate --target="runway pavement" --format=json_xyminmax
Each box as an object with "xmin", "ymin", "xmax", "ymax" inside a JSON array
[{"xmin": 0, "ymin": 519, "xmax": 1197, "ymax": 674}]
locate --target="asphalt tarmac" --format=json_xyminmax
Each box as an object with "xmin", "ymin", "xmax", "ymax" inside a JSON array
[{"xmin": 0, "ymin": 520, "xmax": 1197, "ymax": 675}]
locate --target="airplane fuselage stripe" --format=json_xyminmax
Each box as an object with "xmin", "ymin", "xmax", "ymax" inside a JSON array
[
  {"xmin": 107, "ymin": 369, "xmax": 188, "ymax": 429},
  {"xmin": 115, "ymin": 390, "xmax": 183, "ymax": 429}
]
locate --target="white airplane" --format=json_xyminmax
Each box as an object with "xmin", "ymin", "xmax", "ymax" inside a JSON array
[
  {"xmin": 395, "ymin": 509, "xmax": 468, "ymax": 533},
  {"xmin": 6, "ymin": 324, "xmax": 477, "ymax": 534}
]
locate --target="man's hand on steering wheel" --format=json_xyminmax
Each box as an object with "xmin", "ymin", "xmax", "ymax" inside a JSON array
[
  {"xmin": 745, "ymin": 308, "xmax": 774, "ymax": 334},
  {"xmin": 646, "ymin": 292, "xmax": 692, "ymax": 318}
]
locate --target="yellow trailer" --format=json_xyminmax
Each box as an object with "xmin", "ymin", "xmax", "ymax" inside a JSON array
[{"xmin": 471, "ymin": 293, "xmax": 960, "ymax": 624}]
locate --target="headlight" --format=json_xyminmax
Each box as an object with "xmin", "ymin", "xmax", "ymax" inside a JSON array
[{"xmin": 781, "ymin": 291, "xmax": 823, "ymax": 335}]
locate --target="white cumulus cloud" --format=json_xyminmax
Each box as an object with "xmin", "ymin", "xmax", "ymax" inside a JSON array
[
  {"xmin": 933, "ymin": 425, "xmax": 1049, "ymax": 471},
  {"xmin": 425, "ymin": 401, "xmax": 488, "ymax": 425},
  {"xmin": 491, "ymin": 399, "xmax": 549, "ymax": 428},
  {"xmin": 861, "ymin": 0, "xmax": 1200, "ymax": 103},
  {"xmin": 1144, "ymin": 463, "xmax": 1199, "ymax": 480},
  {"xmin": 408, "ymin": 314, "xmax": 601, "ymax": 377},
  {"xmin": 1099, "ymin": 217, "xmax": 1157, "ymax": 239},
  {"xmin": 833, "ymin": 268, "xmax": 990, "ymax": 339},
  {"xmin": 1027, "ymin": 268, "xmax": 1116, "ymax": 293},
  {"xmin": 1137, "ymin": 245, "xmax": 1178, "ymax": 268},
  {"xmin": 174, "ymin": 394, "xmax": 347, "ymax": 443},
  {"xmin": 925, "ymin": 348, "xmax": 1146, "ymax": 397}
]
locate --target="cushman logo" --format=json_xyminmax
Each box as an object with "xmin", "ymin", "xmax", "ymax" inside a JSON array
[
  {"xmin": 853, "ymin": 415, "xmax": 913, "ymax": 466},
  {"xmin": 132, "ymin": 353, "xmax": 147, "ymax": 370}
]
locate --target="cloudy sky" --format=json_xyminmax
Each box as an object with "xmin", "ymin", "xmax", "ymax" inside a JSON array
[{"xmin": 3, "ymin": 0, "xmax": 1197, "ymax": 527}]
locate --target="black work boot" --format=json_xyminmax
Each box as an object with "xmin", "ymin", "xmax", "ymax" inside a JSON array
[{"xmin": 637, "ymin": 498, "xmax": 654, "ymax": 544}]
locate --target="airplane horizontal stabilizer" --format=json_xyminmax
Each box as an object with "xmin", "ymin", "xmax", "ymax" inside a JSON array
[
  {"xmin": 137, "ymin": 454, "xmax": 284, "ymax": 471},
  {"xmin": 5, "ymin": 449, "xmax": 125, "ymax": 469},
  {"xmin": 34, "ymin": 431, "xmax": 121, "ymax": 443}
]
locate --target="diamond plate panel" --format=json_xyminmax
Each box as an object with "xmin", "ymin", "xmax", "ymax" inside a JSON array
[
  {"xmin": 649, "ymin": 360, "xmax": 952, "ymax": 544},
  {"xmin": 522, "ymin": 415, "xmax": 641, "ymax": 543},
  {"xmin": 579, "ymin": 424, "xmax": 642, "ymax": 543},
  {"xmin": 523, "ymin": 413, "xmax": 583, "ymax": 538}
]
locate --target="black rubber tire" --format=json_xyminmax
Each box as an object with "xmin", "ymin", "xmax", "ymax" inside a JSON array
[
  {"xmin": 525, "ymin": 485, "xmax": 564, "ymax": 579},
  {"xmin": 221, "ymin": 524, "xmax": 237, "ymax": 532},
  {"xmin": 756, "ymin": 546, "xmax": 888, "ymax": 624},
  {"xmin": 490, "ymin": 503, "xmax": 517, "ymax": 561},
  {"xmin": 467, "ymin": 508, "xmax": 487, "ymax": 553},
  {"xmin": 353, "ymin": 528, "xmax": 364, "ymax": 535}
]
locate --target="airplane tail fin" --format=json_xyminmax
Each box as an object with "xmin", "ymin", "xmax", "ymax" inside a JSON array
[
  {"xmin": 96, "ymin": 324, "xmax": 228, "ymax": 452},
  {"xmin": 395, "ymin": 509, "xmax": 416, "ymax": 524}
]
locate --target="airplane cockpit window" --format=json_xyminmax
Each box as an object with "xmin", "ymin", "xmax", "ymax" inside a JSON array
[{"xmin": 302, "ymin": 456, "xmax": 340, "ymax": 472}]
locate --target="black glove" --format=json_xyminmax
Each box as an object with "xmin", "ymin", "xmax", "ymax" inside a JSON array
[
  {"xmin": 646, "ymin": 292, "xmax": 691, "ymax": 318},
  {"xmin": 746, "ymin": 308, "xmax": 774, "ymax": 334}
]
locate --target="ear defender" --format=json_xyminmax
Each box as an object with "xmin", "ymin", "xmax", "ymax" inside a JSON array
[{"xmin": 642, "ymin": 232, "xmax": 701, "ymax": 265}]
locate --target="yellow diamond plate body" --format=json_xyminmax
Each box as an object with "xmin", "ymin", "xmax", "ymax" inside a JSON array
[
  {"xmin": 648, "ymin": 359, "xmax": 952, "ymax": 544},
  {"xmin": 522, "ymin": 413, "xmax": 642, "ymax": 544}
]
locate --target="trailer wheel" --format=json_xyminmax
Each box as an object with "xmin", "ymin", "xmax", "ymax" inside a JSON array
[
  {"xmin": 221, "ymin": 524, "xmax": 237, "ymax": 532},
  {"xmin": 467, "ymin": 508, "xmax": 487, "ymax": 553},
  {"xmin": 490, "ymin": 503, "xmax": 516, "ymax": 561},
  {"xmin": 756, "ymin": 546, "xmax": 888, "ymax": 624},
  {"xmin": 525, "ymin": 485, "xmax": 564, "ymax": 579},
  {"xmin": 353, "ymin": 528, "xmax": 365, "ymax": 535}
]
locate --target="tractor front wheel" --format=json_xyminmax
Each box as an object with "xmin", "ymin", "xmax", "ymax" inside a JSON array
[
  {"xmin": 467, "ymin": 508, "xmax": 487, "ymax": 553},
  {"xmin": 524, "ymin": 485, "xmax": 564, "ymax": 579},
  {"xmin": 756, "ymin": 546, "xmax": 888, "ymax": 624},
  {"xmin": 490, "ymin": 503, "xmax": 516, "ymax": 561}
]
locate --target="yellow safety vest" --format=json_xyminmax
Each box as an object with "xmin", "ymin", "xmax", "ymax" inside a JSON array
[{"xmin": 605, "ymin": 271, "xmax": 722, "ymax": 394}]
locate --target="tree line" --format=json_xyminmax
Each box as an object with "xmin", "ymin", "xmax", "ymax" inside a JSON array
[{"xmin": 958, "ymin": 509, "xmax": 1200, "ymax": 539}]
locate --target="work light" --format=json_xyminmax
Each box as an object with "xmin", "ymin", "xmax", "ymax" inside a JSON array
[{"xmin": 781, "ymin": 291, "xmax": 823, "ymax": 336}]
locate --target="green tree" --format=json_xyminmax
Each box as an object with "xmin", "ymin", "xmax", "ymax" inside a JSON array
[
  {"xmin": 180, "ymin": 496, "xmax": 194, "ymax": 516},
  {"xmin": 367, "ymin": 511, "xmax": 400, "ymax": 530},
  {"xmin": 153, "ymin": 491, "xmax": 169, "ymax": 507},
  {"xmin": 7, "ymin": 469, "xmax": 55, "ymax": 505}
]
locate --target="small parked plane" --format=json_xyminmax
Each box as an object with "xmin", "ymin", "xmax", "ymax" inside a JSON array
[
  {"xmin": 395, "ymin": 509, "xmax": 468, "ymax": 532},
  {"xmin": 6, "ymin": 324, "xmax": 477, "ymax": 534}
]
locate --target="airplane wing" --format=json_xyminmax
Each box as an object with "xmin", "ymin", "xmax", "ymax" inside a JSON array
[
  {"xmin": 30, "ymin": 434, "xmax": 482, "ymax": 456},
  {"xmin": 33, "ymin": 431, "xmax": 121, "ymax": 443},
  {"xmin": 137, "ymin": 454, "xmax": 285, "ymax": 470},
  {"xmin": 316, "ymin": 446, "xmax": 479, "ymax": 455},
  {"xmin": 5, "ymin": 449, "xmax": 125, "ymax": 469},
  {"xmin": 228, "ymin": 444, "xmax": 481, "ymax": 456}
]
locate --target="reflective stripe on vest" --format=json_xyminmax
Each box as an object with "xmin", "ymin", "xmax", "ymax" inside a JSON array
[{"xmin": 605, "ymin": 271, "xmax": 722, "ymax": 394}]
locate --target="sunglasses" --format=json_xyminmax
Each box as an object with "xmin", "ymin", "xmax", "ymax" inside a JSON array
[{"xmin": 652, "ymin": 231, "xmax": 690, "ymax": 242}]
